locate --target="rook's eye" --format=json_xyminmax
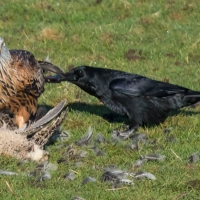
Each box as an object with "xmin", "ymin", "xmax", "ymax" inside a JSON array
[{"xmin": 77, "ymin": 70, "xmax": 83, "ymax": 76}]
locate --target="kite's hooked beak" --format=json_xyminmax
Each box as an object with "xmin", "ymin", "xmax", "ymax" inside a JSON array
[
  {"xmin": 0, "ymin": 37, "xmax": 9, "ymax": 57},
  {"xmin": 0, "ymin": 37, "xmax": 5, "ymax": 52}
]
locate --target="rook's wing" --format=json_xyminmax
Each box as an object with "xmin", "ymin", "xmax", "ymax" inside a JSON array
[{"xmin": 109, "ymin": 77, "xmax": 188, "ymax": 98}]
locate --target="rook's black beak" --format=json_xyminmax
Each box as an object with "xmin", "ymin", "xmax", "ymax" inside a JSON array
[
  {"xmin": 44, "ymin": 74, "xmax": 66, "ymax": 83},
  {"xmin": 63, "ymin": 70, "xmax": 77, "ymax": 82},
  {"xmin": 44, "ymin": 70, "xmax": 78, "ymax": 83}
]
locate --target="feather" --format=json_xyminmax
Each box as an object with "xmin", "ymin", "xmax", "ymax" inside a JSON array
[
  {"xmin": 144, "ymin": 153, "xmax": 166, "ymax": 161},
  {"xmin": 75, "ymin": 126, "xmax": 93, "ymax": 146},
  {"xmin": 0, "ymin": 100, "xmax": 67, "ymax": 161},
  {"xmin": 91, "ymin": 146, "xmax": 106, "ymax": 156},
  {"xmin": 132, "ymin": 158, "xmax": 146, "ymax": 168},
  {"xmin": 188, "ymin": 152, "xmax": 199, "ymax": 163},
  {"xmin": 81, "ymin": 176, "xmax": 96, "ymax": 185},
  {"xmin": 0, "ymin": 37, "xmax": 65, "ymax": 128},
  {"xmin": 132, "ymin": 171, "xmax": 156, "ymax": 180},
  {"xmin": 0, "ymin": 129, "xmax": 48, "ymax": 162},
  {"xmin": 29, "ymin": 162, "xmax": 57, "ymax": 181},
  {"xmin": 0, "ymin": 170, "xmax": 18, "ymax": 175},
  {"xmin": 94, "ymin": 133, "xmax": 107, "ymax": 144},
  {"xmin": 63, "ymin": 171, "xmax": 76, "ymax": 181},
  {"xmin": 71, "ymin": 196, "xmax": 85, "ymax": 200}
]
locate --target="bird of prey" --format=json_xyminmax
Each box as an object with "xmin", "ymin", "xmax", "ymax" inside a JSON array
[
  {"xmin": 46, "ymin": 66, "xmax": 200, "ymax": 136},
  {"xmin": 0, "ymin": 99, "xmax": 67, "ymax": 162},
  {"xmin": 0, "ymin": 37, "xmax": 65, "ymax": 128}
]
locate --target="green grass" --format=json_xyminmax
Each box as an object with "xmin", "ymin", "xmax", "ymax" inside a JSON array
[{"xmin": 1, "ymin": 0, "xmax": 200, "ymax": 199}]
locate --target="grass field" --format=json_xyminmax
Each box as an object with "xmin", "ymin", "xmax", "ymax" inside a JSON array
[{"xmin": 1, "ymin": 0, "xmax": 200, "ymax": 199}]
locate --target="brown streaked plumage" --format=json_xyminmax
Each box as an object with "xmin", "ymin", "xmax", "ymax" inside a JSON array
[
  {"xmin": 0, "ymin": 99, "xmax": 67, "ymax": 162},
  {"xmin": 0, "ymin": 37, "xmax": 65, "ymax": 128}
]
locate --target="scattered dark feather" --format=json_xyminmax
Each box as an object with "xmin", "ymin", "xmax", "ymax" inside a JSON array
[
  {"xmin": 0, "ymin": 169, "xmax": 18, "ymax": 175},
  {"xmin": 57, "ymin": 157, "xmax": 68, "ymax": 164},
  {"xmin": 101, "ymin": 169, "xmax": 127, "ymax": 182},
  {"xmin": 49, "ymin": 129, "xmax": 70, "ymax": 144},
  {"xmin": 188, "ymin": 152, "xmax": 199, "ymax": 163},
  {"xmin": 94, "ymin": 133, "xmax": 107, "ymax": 144},
  {"xmin": 81, "ymin": 176, "xmax": 96, "ymax": 185},
  {"xmin": 75, "ymin": 126, "xmax": 93, "ymax": 146},
  {"xmin": 130, "ymin": 133, "xmax": 148, "ymax": 143},
  {"xmin": 132, "ymin": 158, "xmax": 146, "ymax": 168},
  {"xmin": 144, "ymin": 153, "xmax": 166, "ymax": 161},
  {"xmin": 40, "ymin": 172, "xmax": 51, "ymax": 181},
  {"xmin": 71, "ymin": 196, "xmax": 85, "ymax": 200},
  {"xmin": 112, "ymin": 128, "xmax": 135, "ymax": 140},
  {"xmin": 29, "ymin": 162, "xmax": 57, "ymax": 181},
  {"xmin": 132, "ymin": 171, "xmax": 156, "ymax": 180},
  {"xmin": 92, "ymin": 146, "xmax": 106, "ymax": 156},
  {"xmin": 74, "ymin": 162, "xmax": 83, "ymax": 168},
  {"xmin": 63, "ymin": 171, "xmax": 76, "ymax": 181},
  {"xmin": 163, "ymin": 127, "xmax": 172, "ymax": 134}
]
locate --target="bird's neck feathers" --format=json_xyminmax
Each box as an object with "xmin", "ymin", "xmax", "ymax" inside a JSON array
[{"xmin": 0, "ymin": 46, "xmax": 11, "ymax": 67}]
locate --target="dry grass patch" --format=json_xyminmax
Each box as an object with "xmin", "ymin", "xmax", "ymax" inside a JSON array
[
  {"xmin": 40, "ymin": 27, "xmax": 63, "ymax": 41},
  {"xmin": 140, "ymin": 16, "xmax": 155, "ymax": 26},
  {"xmin": 65, "ymin": 118, "xmax": 86, "ymax": 130},
  {"xmin": 82, "ymin": 53, "xmax": 108, "ymax": 64},
  {"xmin": 99, "ymin": 32, "xmax": 114, "ymax": 45},
  {"xmin": 131, "ymin": 26, "xmax": 145, "ymax": 36},
  {"xmin": 71, "ymin": 34, "xmax": 81, "ymax": 45},
  {"xmin": 169, "ymin": 13, "xmax": 184, "ymax": 21}
]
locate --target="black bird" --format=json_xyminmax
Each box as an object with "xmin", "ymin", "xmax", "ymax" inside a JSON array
[{"xmin": 46, "ymin": 66, "xmax": 200, "ymax": 136}]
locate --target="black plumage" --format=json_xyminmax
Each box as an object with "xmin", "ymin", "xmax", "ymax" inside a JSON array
[{"xmin": 46, "ymin": 66, "xmax": 200, "ymax": 134}]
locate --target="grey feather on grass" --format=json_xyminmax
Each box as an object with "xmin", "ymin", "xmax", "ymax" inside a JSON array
[
  {"xmin": 75, "ymin": 126, "xmax": 93, "ymax": 146},
  {"xmin": 63, "ymin": 171, "xmax": 76, "ymax": 181},
  {"xmin": 188, "ymin": 152, "xmax": 199, "ymax": 163},
  {"xmin": 81, "ymin": 176, "xmax": 96, "ymax": 185},
  {"xmin": 0, "ymin": 170, "xmax": 18, "ymax": 176}
]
